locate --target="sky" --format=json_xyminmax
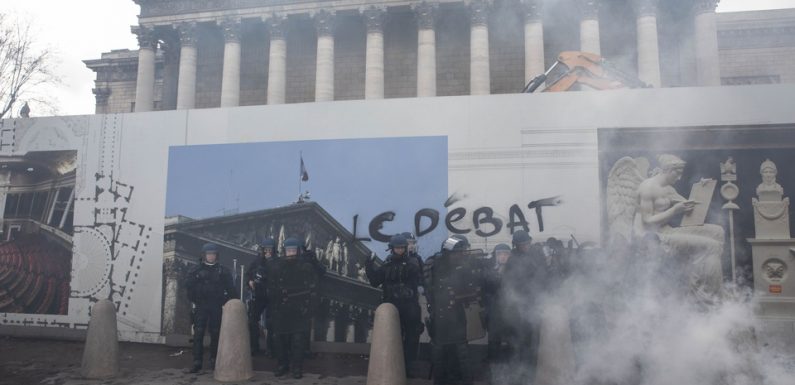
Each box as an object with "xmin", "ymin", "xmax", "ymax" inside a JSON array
[
  {"xmin": 165, "ymin": 136, "xmax": 449, "ymax": 258},
  {"xmin": 3, "ymin": 0, "xmax": 795, "ymax": 117}
]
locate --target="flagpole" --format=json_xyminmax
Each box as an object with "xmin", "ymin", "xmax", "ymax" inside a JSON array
[{"xmin": 298, "ymin": 151, "xmax": 302, "ymax": 202}]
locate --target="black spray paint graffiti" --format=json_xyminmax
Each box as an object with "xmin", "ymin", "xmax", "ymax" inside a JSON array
[{"xmin": 352, "ymin": 195, "xmax": 563, "ymax": 243}]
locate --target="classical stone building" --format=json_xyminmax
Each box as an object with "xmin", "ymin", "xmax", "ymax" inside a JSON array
[
  {"xmin": 84, "ymin": 0, "xmax": 795, "ymax": 113},
  {"xmin": 717, "ymin": 9, "xmax": 795, "ymax": 86},
  {"xmin": 162, "ymin": 201, "xmax": 381, "ymax": 344}
]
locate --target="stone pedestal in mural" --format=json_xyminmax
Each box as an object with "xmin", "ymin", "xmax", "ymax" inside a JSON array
[{"xmin": 749, "ymin": 159, "xmax": 795, "ymax": 319}]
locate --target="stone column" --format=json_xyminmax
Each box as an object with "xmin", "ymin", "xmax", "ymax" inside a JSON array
[
  {"xmin": 220, "ymin": 19, "xmax": 242, "ymax": 108},
  {"xmin": 266, "ymin": 15, "xmax": 287, "ymax": 105},
  {"xmin": 59, "ymin": 188, "xmax": 75, "ymax": 229},
  {"xmin": 176, "ymin": 22, "xmax": 198, "ymax": 110},
  {"xmin": 468, "ymin": 0, "xmax": 491, "ymax": 95},
  {"xmin": 414, "ymin": 1, "xmax": 438, "ymax": 97},
  {"xmin": 345, "ymin": 321, "xmax": 355, "ymax": 343},
  {"xmin": 693, "ymin": 0, "xmax": 721, "ymax": 86},
  {"xmin": 634, "ymin": 0, "xmax": 661, "ymax": 87},
  {"xmin": 92, "ymin": 88, "xmax": 110, "ymax": 114},
  {"xmin": 578, "ymin": 0, "xmax": 601, "ymax": 55},
  {"xmin": 326, "ymin": 318, "xmax": 336, "ymax": 342},
  {"xmin": 313, "ymin": 10, "xmax": 336, "ymax": 102},
  {"xmin": 133, "ymin": 26, "xmax": 157, "ymax": 112},
  {"xmin": 522, "ymin": 0, "xmax": 545, "ymax": 84},
  {"xmin": 363, "ymin": 6, "xmax": 386, "ymax": 100}
]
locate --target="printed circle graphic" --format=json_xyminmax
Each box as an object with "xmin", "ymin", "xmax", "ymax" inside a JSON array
[{"xmin": 71, "ymin": 228, "xmax": 113, "ymax": 297}]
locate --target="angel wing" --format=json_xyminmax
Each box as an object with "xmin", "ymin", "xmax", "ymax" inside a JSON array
[{"xmin": 606, "ymin": 157, "xmax": 646, "ymax": 246}]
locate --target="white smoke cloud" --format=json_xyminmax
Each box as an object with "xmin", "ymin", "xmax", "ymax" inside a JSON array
[{"xmin": 493, "ymin": 243, "xmax": 794, "ymax": 385}]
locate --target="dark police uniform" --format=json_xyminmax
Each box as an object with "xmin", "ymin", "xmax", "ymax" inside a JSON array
[
  {"xmin": 185, "ymin": 254, "xmax": 237, "ymax": 372},
  {"xmin": 500, "ymin": 238, "xmax": 549, "ymax": 381},
  {"xmin": 365, "ymin": 245, "xmax": 423, "ymax": 373},
  {"xmin": 406, "ymin": 247, "xmax": 425, "ymax": 373},
  {"xmin": 266, "ymin": 248, "xmax": 321, "ymax": 378},
  {"xmin": 484, "ymin": 244, "xmax": 511, "ymax": 363},
  {"xmin": 425, "ymin": 236, "xmax": 488, "ymax": 385},
  {"xmin": 247, "ymin": 255, "xmax": 272, "ymax": 355}
]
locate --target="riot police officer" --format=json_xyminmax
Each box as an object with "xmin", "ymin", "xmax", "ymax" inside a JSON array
[
  {"xmin": 267, "ymin": 238, "xmax": 321, "ymax": 379},
  {"xmin": 500, "ymin": 230, "xmax": 546, "ymax": 381},
  {"xmin": 401, "ymin": 232, "xmax": 425, "ymax": 375},
  {"xmin": 424, "ymin": 235, "xmax": 487, "ymax": 385},
  {"xmin": 485, "ymin": 243, "xmax": 512, "ymax": 364},
  {"xmin": 365, "ymin": 234, "xmax": 423, "ymax": 376},
  {"xmin": 185, "ymin": 243, "xmax": 237, "ymax": 373},
  {"xmin": 247, "ymin": 238, "xmax": 276, "ymax": 356},
  {"xmin": 401, "ymin": 232, "xmax": 425, "ymax": 278}
]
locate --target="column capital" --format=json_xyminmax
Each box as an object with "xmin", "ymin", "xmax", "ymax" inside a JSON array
[
  {"xmin": 312, "ymin": 9, "xmax": 336, "ymax": 37},
  {"xmin": 522, "ymin": 0, "xmax": 543, "ymax": 22},
  {"xmin": 467, "ymin": 0, "xmax": 492, "ymax": 27},
  {"xmin": 176, "ymin": 22, "xmax": 197, "ymax": 47},
  {"xmin": 132, "ymin": 25, "xmax": 157, "ymax": 50},
  {"xmin": 412, "ymin": 1, "xmax": 439, "ymax": 30},
  {"xmin": 361, "ymin": 6, "xmax": 387, "ymax": 34},
  {"xmin": 693, "ymin": 0, "xmax": 720, "ymax": 14},
  {"xmin": 219, "ymin": 18, "xmax": 242, "ymax": 43},
  {"xmin": 92, "ymin": 88, "xmax": 111, "ymax": 106},
  {"xmin": 577, "ymin": 0, "xmax": 600, "ymax": 20},
  {"xmin": 632, "ymin": 0, "xmax": 658, "ymax": 17},
  {"xmin": 265, "ymin": 14, "xmax": 288, "ymax": 40}
]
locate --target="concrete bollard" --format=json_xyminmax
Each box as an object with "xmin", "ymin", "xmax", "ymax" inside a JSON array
[
  {"xmin": 214, "ymin": 299, "xmax": 253, "ymax": 382},
  {"xmin": 81, "ymin": 299, "xmax": 119, "ymax": 379},
  {"xmin": 366, "ymin": 303, "xmax": 407, "ymax": 385},
  {"xmin": 534, "ymin": 304, "xmax": 576, "ymax": 385}
]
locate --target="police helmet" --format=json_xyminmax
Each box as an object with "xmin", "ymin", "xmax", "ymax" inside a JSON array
[
  {"xmin": 259, "ymin": 238, "xmax": 277, "ymax": 251},
  {"xmin": 202, "ymin": 243, "xmax": 220, "ymax": 254},
  {"xmin": 401, "ymin": 232, "xmax": 417, "ymax": 242},
  {"xmin": 511, "ymin": 230, "xmax": 532, "ymax": 246},
  {"xmin": 283, "ymin": 237, "xmax": 301, "ymax": 250},
  {"xmin": 442, "ymin": 235, "xmax": 470, "ymax": 252},
  {"xmin": 492, "ymin": 243, "xmax": 511, "ymax": 255},
  {"xmin": 388, "ymin": 234, "xmax": 409, "ymax": 249},
  {"xmin": 546, "ymin": 237, "xmax": 563, "ymax": 248}
]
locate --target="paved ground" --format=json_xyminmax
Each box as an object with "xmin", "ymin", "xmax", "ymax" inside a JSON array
[
  {"xmin": 3, "ymin": 335, "xmax": 794, "ymax": 385},
  {"xmin": 41, "ymin": 369, "xmax": 373, "ymax": 385},
  {"xmin": 0, "ymin": 337, "xmax": 440, "ymax": 385}
]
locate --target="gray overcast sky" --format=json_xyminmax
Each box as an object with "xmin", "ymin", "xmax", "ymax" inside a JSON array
[{"xmin": 4, "ymin": 0, "xmax": 795, "ymax": 117}]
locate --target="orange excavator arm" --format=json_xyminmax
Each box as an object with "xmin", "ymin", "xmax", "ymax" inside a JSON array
[{"xmin": 523, "ymin": 51, "xmax": 649, "ymax": 93}]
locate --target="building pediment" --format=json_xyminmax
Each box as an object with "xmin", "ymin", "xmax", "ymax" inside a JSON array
[{"xmin": 167, "ymin": 201, "xmax": 374, "ymax": 279}]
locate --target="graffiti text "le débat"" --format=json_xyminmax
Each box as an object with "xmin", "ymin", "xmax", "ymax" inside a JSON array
[{"xmin": 352, "ymin": 196, "xmax": 562, "ymax": 243}]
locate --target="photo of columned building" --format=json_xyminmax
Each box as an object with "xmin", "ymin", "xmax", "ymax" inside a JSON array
[
  {"xmin": 162, "ymin": 201, "xmax": 381, "ymax": 347},
  {"xmin": 84, "ymin": 0, "xmax": 795, "ymax": 114}
]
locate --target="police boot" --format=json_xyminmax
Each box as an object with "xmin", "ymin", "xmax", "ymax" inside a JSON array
[
  {"xmin": 291, "ymin": 366, "xmax": 303, "ymax": 380},
  {"xmin": 189, "ymin": 360, "xmax": 202, "ymax": 373},
  {"xmin": 274, "ymin": 366, "xmax": 289, "ymax": 377},
  {"xmin": 208, "ymin": 356, "xmax": 216, "ymax": 370}
]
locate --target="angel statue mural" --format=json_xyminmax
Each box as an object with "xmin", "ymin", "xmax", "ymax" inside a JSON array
[{"xmin": 607, "ymin": 154, "xmax": 725, "ymax": 304}]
